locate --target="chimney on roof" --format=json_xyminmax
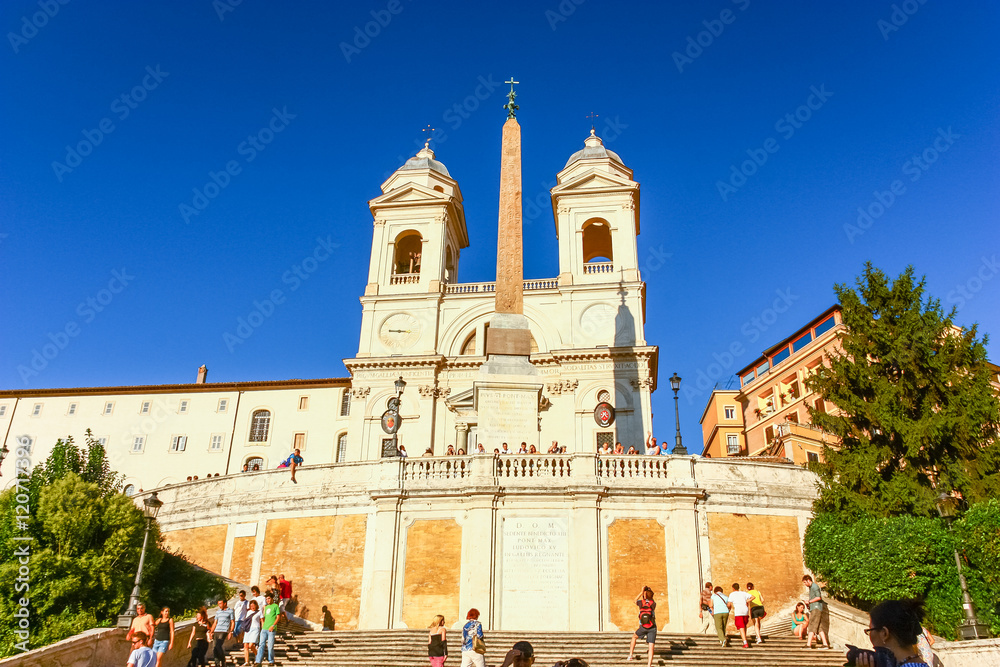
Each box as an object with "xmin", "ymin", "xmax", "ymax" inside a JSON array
[{"xmin": 196, "ymin": 365, "xmax": 208, "ymax": 384}]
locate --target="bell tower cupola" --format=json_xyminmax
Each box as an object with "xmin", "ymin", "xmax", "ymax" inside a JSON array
[
  {"xmin": 365, "ymin": 143, "xmax": 469, "ymax": 296},
  {"xmin": 550, "ymin": 130, "xmax": 640, "ymax": 285}
]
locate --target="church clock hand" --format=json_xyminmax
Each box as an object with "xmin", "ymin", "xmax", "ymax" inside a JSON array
[{"xmin": 388, "ymin": 329, "xmax": 411, "ymax": 334}]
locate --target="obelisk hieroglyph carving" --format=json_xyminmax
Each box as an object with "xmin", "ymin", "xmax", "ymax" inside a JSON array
[{"xmin": 485, "ymin": 78, "xmax": 532, "ymax": 357}]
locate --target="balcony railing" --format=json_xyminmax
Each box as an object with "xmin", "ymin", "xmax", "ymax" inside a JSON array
[
  {"xmin": 445, "ymin": 278, "xmax": 558, "ymax": 294},
  {"xmin": 390, "ymin": 273, "xmax": 420, "ymax": 285},
  {"xmin": 583, "ymin": 261, "xmax": 614, "ymax": 274}
]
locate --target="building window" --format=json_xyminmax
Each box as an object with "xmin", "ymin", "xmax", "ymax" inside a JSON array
[
  {"xmin": 96, "ymin": 436, "xmax": 108, "ymax": 447},
  {"xmin": 582, "ymin": 218, "xmax": 613, "ymax": 264},
  {"xmin": 249, "ymin": 410, "xmax": 271, "ymax": 442},
  {"xmin": 31, "ymin": 403, "xmax": 42, "ymax": 416},
  {"xmin": 0, "ymin": 405, "xmax": 6, "ymax": 417},
  {"xmin": 815, "ymin": 397, "xmax": 826, "ymax": 413},
  {"xmin": 460, "ymin": 330, "xmax": 478, "ymax": 355},
  {"xmin": 123, "ymin": 484, "xmax": 136, "ymax": 497},
  {"xmin": 764, "ymin": 426, "xmax": 774, "ymax": 445},
  {"xmin": 179, "ymin": 400, "xmax": 189, "ymax": 414},
  {"xmin": 298, "ymin": 396, "xmax": 309, "ymax": 411},
  {"xmin": 393, "ymin": 230, "xmax": 423, "ymax": 275},
  {"xmin": 381, "ymin": 437, "xmax": 396, "ymax": 457},
  {"xmin": 104, "ymin": 402, "xmax": 114, "ymax": 415},
  {"xmin": 340, "ymin": 391, "xmax": 351, "ymax": 417},
  {"xmin": 787, "ymin": 411, "xmax": 799, "ymax": 423},
  {"xmin": 792, "ymin": 331, "xmax": 813, "ymax": 352},
  {"xmin": 67, "ymin": 403, "xmax": 77, "ymax": 416},
  {"xmin": 293, "ymin": 432, "xmax": 306, "ymax": 450},
  {"xmin": 171, "ymin": 435, "xmax": 187, "ymax": 452},
  {"xmin": 336, "ymin": 433, "xmax": 348, "ymax": 463},
  {"xmin": 724, "ymin": 405, "xmax": 736, "ymax": 420},
  {"xmin": 814, "ymin": 315, "xmax": 836, "ymax": 338},
  {"xmin": 218, "ymin": 398, "xmax": 229, "ymax": 413},
  {"xmin": 726, "ymin": 434, "xmax": 740, "ymax": 455},
  {"xmin": 596, "ymin": 432, "xmax": 614, "ymax": 450},
  {"xmin": 771, "ymin": 347, "xmax": 791, "ymax": 367},
  {"xmin": 140, "ymin": 401, "xmax": 151, "ymax": 414},
  {"xmin": 245, "ymin": 456, "xmax": 264, "ymax": 471},
  {"xmin": 597, "ymin": 389, "xmax": 612, "ymax": 403},
  {"xmin": 132, "ymin": 436, "xmax": 145, "ymax": 453},
  {"xmin": 210, "ymin": 435, "xmax": 224, "ymax": 451},
  {"xmin": 807, "ymin": 451, "xmax": 820, "ymax": 463}
]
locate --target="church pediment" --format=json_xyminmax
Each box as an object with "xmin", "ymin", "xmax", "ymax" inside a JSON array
[
  {"xmin": 369, "ymin": 183, "xmax": 451, "ymax": 206},
  {"xmin": 552, "ymin": 170, "xmax": 637, "ymax": 194},
  {"xmin": 445, "ymin": 387, "xmax": 476, "ymax": 415}
]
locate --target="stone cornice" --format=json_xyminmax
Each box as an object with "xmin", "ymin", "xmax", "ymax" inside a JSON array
[{"xmin": 343, "ymin": 355, "xmax": 447, "ymax": 372}]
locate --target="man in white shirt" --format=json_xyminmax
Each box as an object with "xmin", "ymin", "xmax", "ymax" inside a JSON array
[
  {"xmin": 501, "ymin": 442, "xmax": 510, "ymax": 454},
  {"xmin": 727, "ymin": 583, "xmax": 755, "ymax": 649},
  {"xmin": 645, "ymin": 433, "xmax": 661, "ymax": 455},
  {"xmin": 233, "ymin": 590, "xmax": 249, "ymax": 642}
]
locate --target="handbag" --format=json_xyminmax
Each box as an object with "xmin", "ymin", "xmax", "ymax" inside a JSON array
[{"xmin": 471, "ymin": 622, "xmax": 486, "ymax": 655}]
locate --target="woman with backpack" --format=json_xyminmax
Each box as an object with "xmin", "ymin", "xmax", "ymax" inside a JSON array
[{"xmin": 625, "ymin": 586, "xmax": 657, "ymax": 667}]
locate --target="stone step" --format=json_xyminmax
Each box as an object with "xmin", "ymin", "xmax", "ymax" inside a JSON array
[{"xmin": 225, "ymin": 630, "xmax": 844, "ymax": 667}]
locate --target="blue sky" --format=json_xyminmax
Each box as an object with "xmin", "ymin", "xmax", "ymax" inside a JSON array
[{"xmin": 2, "ymin": 0, "xmax": 998, "ymax": 446}]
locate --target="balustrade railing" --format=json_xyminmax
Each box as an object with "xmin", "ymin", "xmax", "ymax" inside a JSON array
[
  {"xmin": 596, "ymin": 454, "xmax": 670, "ymax": 479},
  {"xmin": 390, "ymin": 273, "xmax": 420, "ymax": 285},
  {"xmin": 583, "ymin": 262, "xmax": 614, "ymax": 274},
  {"xmin": 403, "ymin": 457, "xmax": 471, "ymax": 481},
  {"xmin": 445, "ymin": 278, "xmax": 558, "ymax": 294},
  {"xmin": 496, "ymin": 455, "xmax": 573, "ymax": 478}
]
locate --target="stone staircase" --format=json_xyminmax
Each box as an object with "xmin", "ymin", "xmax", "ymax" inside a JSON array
[{"xmin": 227, "ymin": 628, "xmax": 846, "ymax": 667}]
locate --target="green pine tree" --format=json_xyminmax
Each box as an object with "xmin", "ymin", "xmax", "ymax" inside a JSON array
[{"xmin": 806, "ymin": 263, "xmax": 1000, "ymax": 518}]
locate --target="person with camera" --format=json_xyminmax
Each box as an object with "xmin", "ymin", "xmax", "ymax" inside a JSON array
[
  {"xmin": 847, "ymin": 599, "xmax": 930, "ymax": 666},
  {"xmin": 625, "ymin": 586, "xmax": 657, "ymax": 667}
]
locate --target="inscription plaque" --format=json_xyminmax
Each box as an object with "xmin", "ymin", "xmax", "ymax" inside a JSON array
[{"xmin": 501, "ymin": 517, "xmax": 569, "ymax": 630}]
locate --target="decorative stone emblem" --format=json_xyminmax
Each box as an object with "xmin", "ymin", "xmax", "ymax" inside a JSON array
[{"xmin": 351, "ymin": 386, "xmax": 371, "ymax": 398}]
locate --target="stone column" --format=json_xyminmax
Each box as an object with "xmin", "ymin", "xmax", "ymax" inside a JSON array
[{"xmin": 456, "ymin": 423, "xmax": 469, "ymax": 453}]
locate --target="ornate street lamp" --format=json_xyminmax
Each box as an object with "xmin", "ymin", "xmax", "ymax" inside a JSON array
[
  {"xmin": 0, "ymin": 442, "xmax": 9, "ymax": 476},
  {"xmin": 669, "ymin": 372, "xmax": 687, "ymax": 455},
  {"xmin": 936, "ymin": 491, "xmax": 989, "ymax": 639},
  {"xmin": 117, "ymin": 492, "xmax": 163, "ymax": 628},
  {"xmin": 393, "ymin": 377, "xmax": 406, "ymax": 456}
]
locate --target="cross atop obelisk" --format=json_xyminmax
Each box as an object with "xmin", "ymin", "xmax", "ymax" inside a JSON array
[{"xmin": 504, "ymin": 77, "xmax": 519, "ymax": 119}]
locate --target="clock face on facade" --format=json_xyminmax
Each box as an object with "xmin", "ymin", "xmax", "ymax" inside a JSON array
[
  {"xmin": 579, "ymin": 303, "xmax": 618, "ymax": 342},
  {"xmin": 379, "ymin": 313, "xmax": 420, "ymax": 351}
]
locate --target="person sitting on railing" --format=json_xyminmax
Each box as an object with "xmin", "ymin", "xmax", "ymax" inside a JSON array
[
  {"xmin": 548, "ymin": 441, "xmax": 561, "ymax": 454},
  {"xmin": 645, "ymin": 433, "xmax": 661, "ymax": 456}
]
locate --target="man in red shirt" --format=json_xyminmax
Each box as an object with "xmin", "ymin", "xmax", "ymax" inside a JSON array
[{"xmin": 278, "ymin": 574, "xmax": 293, "ymax": 611}]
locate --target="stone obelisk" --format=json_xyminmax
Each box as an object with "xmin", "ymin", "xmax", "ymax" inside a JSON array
[{"xmin": 474, "ymin": 78, "xmax": 542, "ymax": 451}]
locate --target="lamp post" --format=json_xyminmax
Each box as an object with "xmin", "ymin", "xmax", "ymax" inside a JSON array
[
  {"xmin": 668, "ymin": 372, "xmax": 687, "ymax": 455},
  {"xmin": 393, "ymin": 376, "xmax": 406, "ymax": 456},
  {"xmin": 0, "ymin": 442, "xmax": 9, "ymax": 476},
  {"xmin": 936, "ymin": 491, "xmax": 989, "ymax": 639},
  {"xmin": 117, "ymin": 492, "xmax": 163, "ymax": 628}
]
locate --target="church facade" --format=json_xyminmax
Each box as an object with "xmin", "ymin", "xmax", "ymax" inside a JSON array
[{"xmin": 0, "ymin": 127, "xmax": 819, "ymax": 634}]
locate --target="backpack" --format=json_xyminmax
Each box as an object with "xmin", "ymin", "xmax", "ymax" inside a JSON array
[{"xmin": 638, "ymin": 599, "xmax": 655, "ymax": 627}]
